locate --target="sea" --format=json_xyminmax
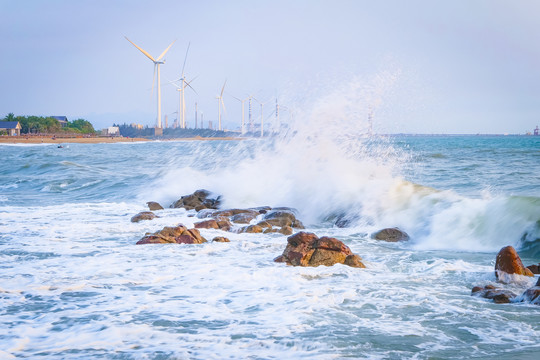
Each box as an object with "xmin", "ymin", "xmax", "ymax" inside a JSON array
[{"xmin": 0, "ymin": 131, "xmax": 539, "ymax": 359}]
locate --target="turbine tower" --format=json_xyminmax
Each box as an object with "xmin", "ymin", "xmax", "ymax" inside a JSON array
[
  {"xmin": 125, "ymin": 36, "xmax": 175, "ymax": 128},
  {"xmin": 254, "ymin": 97, "xmax": 271, "ymax": 137},
  {"xmin": 232, "ymin": 95, "xmax": 250, "ymax": 135},
  {"xmin": 170, "ymin": 43, "xmax": 196, "ymax": 129},
  {"xmin": 216, "ymin": 80, "xmax": 227, "ymax": 131}
]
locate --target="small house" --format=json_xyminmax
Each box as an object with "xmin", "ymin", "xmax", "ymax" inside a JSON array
[
  {"xmin": 0, "ymin": 121, "xmax": 22, "ymax": 136},
  {"xmin": 52, "ymin": 116, "xmax": 68, "ymax": 127}
]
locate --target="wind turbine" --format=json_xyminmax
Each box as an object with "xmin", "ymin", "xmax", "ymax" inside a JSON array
[
  {"xmin": 170, "ymin": 43, "xmax": 196, "ymax": 129},
  {"xmin": 254, "ymin": 97, "xmax": 272, "ymax": 137},
  {"xmin": 171, "ymin": 76, "xmax": 197, "ymax": 129},
  {"xmin": 216, "ymin": 80, "xmax": 227, "ymax": 131},
  {"xmin": 231, "ymin": 94, "xmax": 250, "ymax": 135},
  {"xmin": 125, "ymin": 36, "xmax": 175, "ymax": 128}
]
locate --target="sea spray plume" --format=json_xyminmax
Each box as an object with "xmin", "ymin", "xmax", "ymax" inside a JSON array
[{"xmin": 141, "ymin": 71, "xmax": 409, "ymax": 226}]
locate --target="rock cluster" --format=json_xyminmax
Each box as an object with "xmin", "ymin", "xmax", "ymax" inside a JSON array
[
  {"xmin": 136, "ymin": 225, "xmax": 207, "ymax": 245},
  {"xmin": 170, "ymin": 189, "xmax": 221, "ymax": 211},
  {"xmin": 472, "ymin": 246, "xmax": 538, "ymax": 305},
  {"xmin": 274, "ymin": 232, "xmax": 365, "ymax": 268}
]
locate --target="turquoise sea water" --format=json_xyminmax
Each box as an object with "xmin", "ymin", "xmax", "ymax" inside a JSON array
[{"xmin": 0, "ymin": 135, "xmax": 539, "ymax": 359}]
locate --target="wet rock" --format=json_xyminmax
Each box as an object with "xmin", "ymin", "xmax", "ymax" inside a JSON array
[
  {"xmin": 278, "ymin": 226, "xmax": 294, "ymax": 235},
  {"xmin": 146, "ymin": 202, "xmax": 164, "ymax": 211},
  {"xmin": 239, "ymin": 225, "xmax": 263, "ymax": 233},
  {"xmin": 250, "ymin": 206, "xmax": 272, "ymax": 214},
  {"xmin": 495, "ymin": 246, "xmax": 534, "ymax": 282},
  {"xmin": 520, "ymin": 286, "xmax": 540, "ymax": 305},
  {"xmin": 230, "ymin": 211, "xmax": 259, "ymax": 224},
  {"xmin": 194, "ymin": 219, "xmax": 219, "ymax": 229},
  {"xmin": 212, "ymin": 236, "xmax": 230, "ymax": 243},
  {"xmin": 274, "ymin": 232, "xmax": 365, "ymax": 268},
  {"xmin": 333, "ymin": 213, "xmax": 361, "ymax": 228},
  {"xmin": 170, "ymin": 189, "xmax": 221, "ymax": 211},
  {"xmin": 371, "ymin": 228, "xmax": 410, "ymax": 242},
  {"xmin": 131, "ymin": 211, "xmax": 159, "ymax": 223},
  {"xmin": 136, "ymin": 225, "xmax": 207, "ymax": 245},
  {"xmin": 264, "ymin": 210, "xmax": 304, "ymax": 229},
  {"xmin": 257, "ymin": 221, "xmax": 272, "ymax": 229},
  {"xmin": 526, "ymin": 263, "xmax": 540, "ymax": 274},
  {"xmin": 471, "ymin": 285, "xmax": 517, "ymax": 304}
]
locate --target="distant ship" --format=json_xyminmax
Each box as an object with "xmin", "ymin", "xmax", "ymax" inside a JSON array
[{"xmin": 535, "ymin": 125, "xmax": 539, "ymax": 136}]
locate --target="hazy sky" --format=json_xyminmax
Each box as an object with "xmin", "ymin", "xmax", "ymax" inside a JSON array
[{"xmin": 1, "ymin": 0, "xmax": 539, "ymax": 134}]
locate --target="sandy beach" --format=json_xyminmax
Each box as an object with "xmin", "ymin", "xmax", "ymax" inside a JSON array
[{"xmin": 0, "ymin": 135, "xmax": 241, "ymax": 144}]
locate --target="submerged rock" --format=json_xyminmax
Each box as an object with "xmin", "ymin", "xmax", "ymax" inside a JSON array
[
  {"xmin": 471, "ymin": 285, "xmax": 517, "ymax": 304},
  {"xmin": 136, "ymin": 225, "xmax": 207, "ymax": 245},
  {"xmin": 495, "ymin": 246, "xmax": 534, "ymax": 282},
  {"xmin": 131, "ymin": 211, "xmax": 159, "ymax": 223},
  {"xmin": 526, "ymin": 263, "xmax": 540, "ymax": 274},
  {"xmin": 274, "ymin": 232, "xmax": 365, "ymax": 268},
  {"xmin": 212, "ymin": 236, "xmax": 230, "ymax": 243},
  {"xmin": 371, "ymin": 228, "xmax": 410, "ymax": 242},
  {"xmin": 170, "ymin": 189, "xmax": 221, "ymax": 211},
  {"xmin": 146, "ymin": 201, "xmax": 164, "ymax": 211}
]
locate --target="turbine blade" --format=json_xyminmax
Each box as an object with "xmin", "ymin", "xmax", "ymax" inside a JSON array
[
  {"xmin": 156, "ymin": 39, "xmax": 176, "ymax": 61},
  {"xmin": 185, "ymin": 82, "xmax": 198, "ymax": 95},
  {"xmin": 181, "ymin": 42, "xmax": 191, "ymax": 76},
  {"xmin": 221, "ymin": 98, "xmax": 226, "ymax": 114},
  {"xmin": 125, "ymin": 36, "xmax": 156, "ymax": 62},
  {"xmin": 220, "ymin": 79, "xmax": 227, "ymax": 97}
]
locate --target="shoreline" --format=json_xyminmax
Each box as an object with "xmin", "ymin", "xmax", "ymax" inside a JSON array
[{"xmin": 0, "ymin": 136, "xmax": 242, "ymax": 144}]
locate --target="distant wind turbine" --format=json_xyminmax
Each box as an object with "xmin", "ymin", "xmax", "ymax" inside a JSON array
[
  {"xmin": 170, "ymin": 43, "xmax": 197, "ymax": 129},
  {"xmin": 254, "ymin": 97, "xmax": 272, "ymax": 137},
  {"xmin": 125, "ymin": 36, "xmax": 175, "ymax": 128},
  {"xmin": 216, "ymin": 80, "xmax": 227, "ymax": 131},
  {"xmin": 231, "ymin": 94, "xmax": 250, "ymax": 135}
]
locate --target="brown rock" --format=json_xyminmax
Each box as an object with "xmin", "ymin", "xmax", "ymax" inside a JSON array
[
  {"xmin": 257, "ymin": 221, "xmax": 272, "ymax": 229},
  {"xmin": 131, "ymin": 211, "xmax": 159, "ymax": 223},
  {"xmin": 230, "ymin": 211, "xmax": 259, "ymax": 224},
  {"xmin": 136, "ymin": 225, "xmax": 207, "ymax": 245},
  {"xmin": 212, "ymin": 236, "xmax": 230, "ymax": 243},
  {"xmin": 264, "ymin": 210, "xmax": 297, "ymax": 227},
  {"xmin": 495, "ymin": 246, "xmax": 534, "ymax": 281},
  {"xmin": 471, "ymin": 285, "xmax": 517, "ymax": 304},
  {"xmin": 275, "ymin": 232, "xmax": 365, "ymax": 268},
  {"xmin": 194, "ymin": 219, "xmax": 219, "ymax": 229},
  {"xmin": 526, "ymin": 263, "xmax": 540, "ymax": 274},
  {"xmin": 371, "ymin": 228, "xmax": 410, "ymax": 242},
  {"xmin": 239, "ymin": 225, "xmax": 263, "ymax": 233},
  {"xmin": 344, "ymin": 254, "xmax": 366, "ymax": 268},
  {"xmin": 170, "ymin": 189, "xmax": 220, "ymax": 211},
  {"xmin": 216, "ymin": 219, "xmax": 232, "ymax": 231},
  {"xmin": 146, "ymin": 201, "xmax": 164, "ymax": 211},
  {"xmin": 278, "ymin": 226, "xmax": 294, "ymax": 235},
  {"xmin": 263, "ymin": 228, "xmax": 278, "ymax": 234},
  {"xmin": 521, "ymin": 287, "xmax": 540, "ymax": 304}
]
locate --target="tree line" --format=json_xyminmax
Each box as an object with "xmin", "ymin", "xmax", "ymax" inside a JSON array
[{"xmin": 1, "ymin": 113, "xmax": 95, "ymax": 134}]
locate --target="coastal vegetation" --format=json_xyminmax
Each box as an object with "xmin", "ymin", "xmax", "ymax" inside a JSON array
[
  {"xmin": 115, "ymin": 123, "xmax": 238, "ymax": 138},
  {"xmin": 1, "ymin": 113, "xmax": 96, "ymax": 134}
]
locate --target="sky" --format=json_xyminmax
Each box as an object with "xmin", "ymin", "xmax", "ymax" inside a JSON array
[{"xmin": 1, "ymin": 0, "xmax": 539, "ymax": 134}]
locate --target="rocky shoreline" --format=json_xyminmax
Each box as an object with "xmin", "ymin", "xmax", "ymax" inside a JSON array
[{"xmin": 131, "ymin": 189, "xmax": 539, "ymax": 306}]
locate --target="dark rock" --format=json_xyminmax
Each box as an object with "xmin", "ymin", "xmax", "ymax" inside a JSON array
[
  {"xmin": 170, "ymin": 189, "xmax": 221, "ymax": 211},
  {"xmin": 471, "ymin": 285, "xmax": 517, "ymax": 304},
  {"xmin": 520, "ymin": 286, "xmax": 540, "ymax": 305},
  {"xmin": 194, "ymin": 219, "xmax": 219, "ymax": 229},
  {"xmin": 136, "ymin": 225, "xmax": 207, "ymax": 245},
  {"xmin": 131, "ymin": 211, "xmax": 159, "ymax": 223},
  {"xmin": 264, "ymin": 210, "xmax": 305, "ymax": 228},
  {"xmin": 495, "ymin": 246, "xmax": 534, "ymax": 281},
  {"xmin": 275, "ymin": 231, "xmax": 365, "ymax": 268},
  {"xmin": 371, "ymin": 228, "xmax": 410, "ymax": 242},
  {"xmin": 146, "ymin": 202, "xmax": 164, "ymax": 211},
  {"xmin": 526, "ymin": 263, "xmax": 540, "ymax": 274},
  {"xmin": 250, "ymin": 206, "xmax": 272, "ymax": 214},
  {"xmin": 212, "ymin": 236, "xmax": 230, "ymax": 243}
]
